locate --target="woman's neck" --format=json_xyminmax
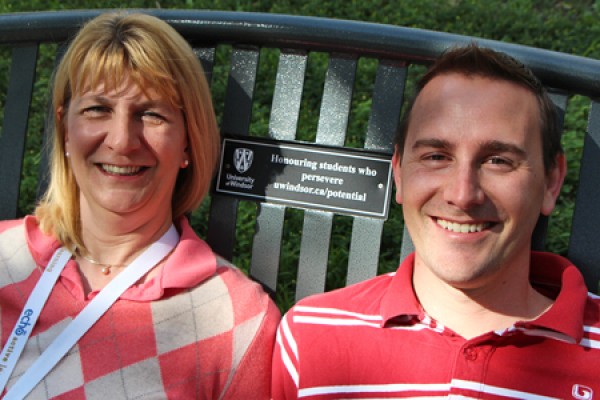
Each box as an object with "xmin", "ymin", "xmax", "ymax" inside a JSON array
[{"xmin": 75, "ymin": 203, "xmax": 175, "ymax": 294}]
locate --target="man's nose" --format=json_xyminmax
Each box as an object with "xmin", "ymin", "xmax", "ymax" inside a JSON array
[{"xmin": 443, "ymin": 163, "xmax": 485, "ymax": 209}]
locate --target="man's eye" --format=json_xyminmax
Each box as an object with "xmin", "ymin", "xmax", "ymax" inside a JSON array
[
  {"xmin": 487, "ymin": 157, "xmax": 508, "ymax": 164},
  {"xmin": 484, "ymin": 156, "xmax": 516, "ymax": 169},
  {"xmin": 423, "ymin": 153, "xmax": 448, "ymax": 161}
]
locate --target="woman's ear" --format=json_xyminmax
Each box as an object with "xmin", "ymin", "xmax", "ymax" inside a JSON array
[
  {"xmin": 180, "ymin": 146, "xmax": 190, "ymax": 168},
  {"xmin": 57, "ymin": 106, "xmax": 67, "ymax": 143}
]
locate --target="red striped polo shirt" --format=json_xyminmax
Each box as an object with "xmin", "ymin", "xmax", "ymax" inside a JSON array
[{"xmin": 272, "ymin": 252, "xmax": 600, "ymax": 399}]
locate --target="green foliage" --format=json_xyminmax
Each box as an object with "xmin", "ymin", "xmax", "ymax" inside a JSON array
[{"xmin": 2, "ymin": 0, "xmax": 599, "ymax": 309}]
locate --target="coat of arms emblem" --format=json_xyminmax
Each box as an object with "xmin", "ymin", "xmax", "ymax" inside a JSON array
[{"xmin": 233, "ymin": 148, "xmax": 254, "ymax": 173}]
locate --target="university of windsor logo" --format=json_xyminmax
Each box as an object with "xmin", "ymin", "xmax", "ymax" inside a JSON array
[{"xmin": 234, "ymin": 148, "xmax": 254, "ymax": 173}]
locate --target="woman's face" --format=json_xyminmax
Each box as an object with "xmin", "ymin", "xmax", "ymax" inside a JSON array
[{"xmin": 61, "ymin": 76, "xmax": 188, "ymax": 224}]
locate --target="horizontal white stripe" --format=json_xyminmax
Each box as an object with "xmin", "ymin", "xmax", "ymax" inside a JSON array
[
  {"xmin": 451, "ymin": 379, "xmax": 561, "ymax": 400},
  {"xmin": 337, "ymin": 397, "xmax": 448, "ymax": 400},
  {"xmin": 294, "ymin": 315, "xmax": 381, "ymax": 328},
  {"xmin": 293, "ymin": 305, "xmax": 383, "ymax": 321},
  {"xmin": 584, "ymin": 325, "xmax": 600, "ymax": 335},
  {"xmin": 297, "ymin": 379, "xmax": 564, "ymax": 399},
  {"xmin": 517, "ymin": 327, "xmax": 575, "ymax": 344},
  {"xmin": 580, "ymin": 337, "xmax": 600, "ymax": 349},
  {"xmin": 293, "ymin": 314, "xmax": 443, "ymax": 335},
  {"xmin": 299, "ymin": 383, "xmax": 450, "ymax": 397}
]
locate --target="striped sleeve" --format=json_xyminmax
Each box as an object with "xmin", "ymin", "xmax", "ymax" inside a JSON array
[{"xmin": 272, "ymin": 310, "xmax": 301, "ymax": 400}]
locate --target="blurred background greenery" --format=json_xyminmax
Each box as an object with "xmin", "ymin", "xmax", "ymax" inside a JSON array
[{"xmin": 2, "ymin": 0, "xmax": 598, "ymax": 309}]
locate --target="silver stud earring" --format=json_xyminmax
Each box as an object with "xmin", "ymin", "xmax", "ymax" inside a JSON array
[
  {"xmin": 65, "ymin": 151, "xmax": 70, "ymax": 157},
  {"xmin": 182, "ymin": 159, "xmax": 189, "ymax": 167}
]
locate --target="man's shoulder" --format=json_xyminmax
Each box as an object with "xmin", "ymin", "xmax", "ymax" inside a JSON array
[{"xmin": 584, "ymin": 291, "xmax": 600, "ymax": 324}]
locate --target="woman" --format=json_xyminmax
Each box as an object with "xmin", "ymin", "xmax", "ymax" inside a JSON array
[{"xmin": 0, "ymin": 12, "xmax": 279, "ymax": 399}]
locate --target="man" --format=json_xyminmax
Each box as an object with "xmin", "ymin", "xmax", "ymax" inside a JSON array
[{"xmin": 272, "ymin": 44, "xmax": 600, "ymax": 399}]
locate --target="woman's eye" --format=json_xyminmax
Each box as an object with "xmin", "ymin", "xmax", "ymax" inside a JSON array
[
  {"xmin": 82, "ymin": 105, "xmax": 110, "ymax": 116},
  {"xmin": 141, "ymin": 111, "xmax": 166, "ymax": 124}
]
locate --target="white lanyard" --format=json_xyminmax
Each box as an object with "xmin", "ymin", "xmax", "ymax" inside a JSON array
[{"xmin": 0, "ymin": 224, "xmax": 179, "ymax": 399}]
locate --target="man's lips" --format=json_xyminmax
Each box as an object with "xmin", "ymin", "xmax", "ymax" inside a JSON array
[{"xmin": 435, "ymin": 217, "xmax": 493, "ymax": 233}]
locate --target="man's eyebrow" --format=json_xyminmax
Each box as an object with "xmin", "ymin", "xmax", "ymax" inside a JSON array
[
  {"xmin": 482, "ymin": 140, "xmax": 527, "ymax": 157},
  {"xmin": 412, "ymin": 138, "xmax": 452, "ymax": 150},
  {"xmin": 411, "ymin": 138, "xmax": 527, "ymax": 157}
]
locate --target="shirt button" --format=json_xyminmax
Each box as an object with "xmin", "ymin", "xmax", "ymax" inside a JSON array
[{"xmin": 464, "ymin": 348, "xmax": 478, "ymax": 361}]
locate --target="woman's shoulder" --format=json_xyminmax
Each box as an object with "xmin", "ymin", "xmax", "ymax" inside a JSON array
[
  {"xmin": 211, "ymin": 255, "xmax": 279, "ymax": 317},
  {"xmin": 213, "ymin": 256, "xmax": 272, "ymax": 302},
  {"xmin": 0, "ymin": 217, "xmax": 26, "ymax": 235}
]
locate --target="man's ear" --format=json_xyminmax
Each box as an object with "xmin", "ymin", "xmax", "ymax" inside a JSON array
[
  {"xmin": 392, "ymin": 146, "xmax": 403, "ymax": 204},
  {"xmin": 541, "ymin": 152, "xmax": 567, "ymax": 216}
]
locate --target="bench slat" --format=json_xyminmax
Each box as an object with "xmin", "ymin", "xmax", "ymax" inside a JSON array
[
  {"xmin": 194, "ymin": 47, "xmax": 216, "ymax": 85},
  {"xmin": 250, "ymin": 50, "xmax": 308, "ymax": 295},
  {"xmin": 347, "ymin": 61, "xmax": 407, "ymax": 285},
  {"xmin": 36, "ymin": 43, "xmax": 69, "ymax": 204},
  {"xmin": 207, "ymin": 46, "xmax": 259, "ymax": 260},
  {"xmin": 568, "ymin": 99, "xmax": 600, "ymax": 293},
  {"xmin": 296, "ymin": 209, "xmax": 333, "ymax": 300},
  {"xmin": 295, "ymin": 54, "xmax": 357, "ymax": 300},
  {"xmin": 0, "ymin": 44, "xmax": 38, "ymax": 220}
]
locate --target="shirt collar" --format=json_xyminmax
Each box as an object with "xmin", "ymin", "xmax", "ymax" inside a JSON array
[
  {"xmin": 379, "ymin": 251, "xmax": 588, "ymax": 342},
  {"xmin": 24, "ymin": 215, "xmax": 217, "ymax": 301},
  {"xmin": 518, "ymin": 251, "xmax": 588, "ymax": 342},
  {"xmin": 379, "ymin": 253, "xmax": 422, "ymax": 326}
]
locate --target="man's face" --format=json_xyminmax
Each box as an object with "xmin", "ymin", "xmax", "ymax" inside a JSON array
[{"xmin": 392, "ymin": 73, "xmax": 565, "ymax": 289}]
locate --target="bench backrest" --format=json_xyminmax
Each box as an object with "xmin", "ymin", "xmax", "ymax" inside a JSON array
[{"xmin": 1, "ymin": 10, "xmax": 599, "ymax": 308}]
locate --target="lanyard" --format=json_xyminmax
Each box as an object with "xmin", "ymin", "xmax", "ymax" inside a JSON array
[{"xmin": 0, "ymin": 224, "xmax": 179, "ymax": 399}]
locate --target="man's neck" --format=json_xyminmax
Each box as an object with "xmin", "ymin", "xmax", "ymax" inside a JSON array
[{"xmin": 412, "ymin": 260, "xmax": 553, "ymax": 339}]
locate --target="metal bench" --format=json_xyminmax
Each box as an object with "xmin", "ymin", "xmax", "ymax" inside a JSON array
[{"xmin": 1, "ymin": 10, "xmax": 599, "ymax": 309}]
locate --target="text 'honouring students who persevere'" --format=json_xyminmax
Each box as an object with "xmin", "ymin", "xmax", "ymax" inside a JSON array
[{"xmin": 216, "ymin": 136, "xmax": 394, "ymax": 218}]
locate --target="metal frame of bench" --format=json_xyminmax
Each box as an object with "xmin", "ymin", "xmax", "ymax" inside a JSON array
[{"xmin": 1, "ymin": 10, "xmax": 599, "ymax": 303}]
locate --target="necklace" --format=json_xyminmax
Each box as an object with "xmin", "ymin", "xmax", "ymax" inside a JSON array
[{"xmin": 75, "ymin": 251, "xmax": 128, "ymax": 275}]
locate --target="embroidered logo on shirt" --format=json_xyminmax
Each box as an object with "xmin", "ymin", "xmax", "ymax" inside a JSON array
[
  {"xmin": 234, "ymin": 148, "xmax": 254, "ymax": 173},
  {"xmin": 572, "ymin": 384, "xmax": 594, "ymax": 400}
]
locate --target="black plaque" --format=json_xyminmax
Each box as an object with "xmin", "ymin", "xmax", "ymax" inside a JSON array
[{"xmin": 215, "ymin": 136, "xmax": 393, "ymax": 218}]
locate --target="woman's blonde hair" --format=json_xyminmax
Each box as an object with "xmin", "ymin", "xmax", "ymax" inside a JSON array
[{"xmin": 35, "ymin": 12, "xmax": 220, "ymax": 251}]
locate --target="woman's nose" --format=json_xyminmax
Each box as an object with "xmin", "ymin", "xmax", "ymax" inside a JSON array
[{"xmin": 104, "ymin": 114, "xmax": 141, "ymax": 153}]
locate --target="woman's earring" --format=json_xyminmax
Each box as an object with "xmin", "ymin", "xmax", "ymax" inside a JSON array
[
  {"xmin": 65, "ymin": 151, "xmax": 70, "ymax": 157},
  {"xmin": 182, "ymin": 159, "xmax": 189, "ymax": 168}
]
